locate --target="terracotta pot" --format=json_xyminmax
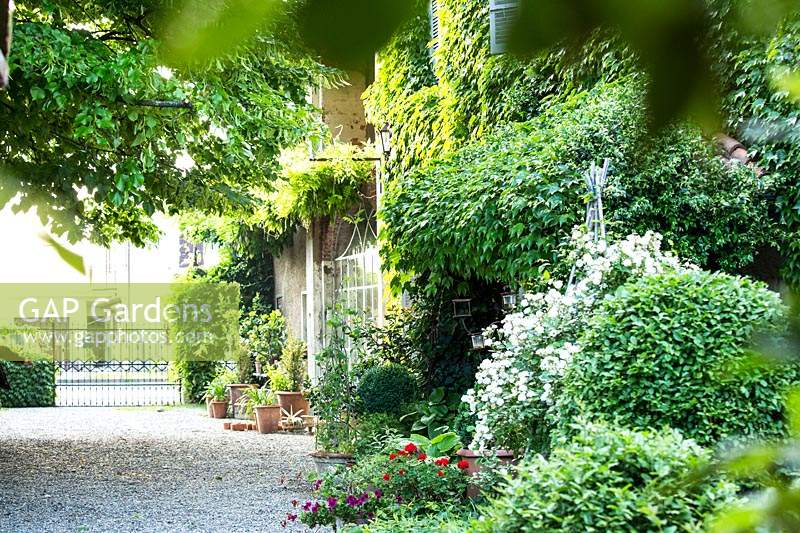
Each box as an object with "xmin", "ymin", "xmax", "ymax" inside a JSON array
[
  {"xmin": 457, "ymin": 448, "xmax": 516, "ymax": 498},
  {"xmin": 276, "ymin": 391, "xmax": 309, "ymax": 416},
  {"xmin": 209, "ymin": 400, "xmax": 228, "ymax": 419},
  {"xmin": 228, "ymin": 384, "xmax": 258, "ymax": 419},
  {"xmin": 254, "ymin": 405, "xmax": 281, "ymax": 434},
  {"xmin": 309, "ymin": 451, "xmax": 355, "ymax": 474}
]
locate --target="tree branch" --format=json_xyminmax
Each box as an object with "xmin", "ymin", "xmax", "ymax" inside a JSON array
[{"xmin": 133, "ymin": 99, "xmax": 195, "ymax": 110}]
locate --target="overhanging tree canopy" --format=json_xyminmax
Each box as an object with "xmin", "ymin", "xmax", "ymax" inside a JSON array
[{"xmin": 0, "ymin": 0, "xmax": 334, "ymax": 244}]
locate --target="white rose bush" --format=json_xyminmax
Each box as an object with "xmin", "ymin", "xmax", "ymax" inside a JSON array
[{"xmin": 462, "ymin": 229, "xmax": 692, "ymax": 452}]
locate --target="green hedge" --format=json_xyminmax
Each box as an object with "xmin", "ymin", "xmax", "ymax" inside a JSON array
[
  {"xmin": 472, "ymin": 422, "xmax": 737, "ymax": 532},
  {"xmin": 0, "ymin": 360, "xmax": 56, "ymax": 407},
  {"xmin": 556, "ymin": 270, "xmax": 798, "ymax": 446}
]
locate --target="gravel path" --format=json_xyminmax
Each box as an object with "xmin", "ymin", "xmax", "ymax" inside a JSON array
[{"xmin": 0, "ymin": 406, "xmax": 319, "ymax": 533}]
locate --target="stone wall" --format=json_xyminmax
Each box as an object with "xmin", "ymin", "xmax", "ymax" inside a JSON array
[
  {"xmin": 311, "ymin": 70, "xmax": 370, "ymax": 145},
  {"xmin": 272, "ymin": 226, "xmax": 307, "ymax": 341}
]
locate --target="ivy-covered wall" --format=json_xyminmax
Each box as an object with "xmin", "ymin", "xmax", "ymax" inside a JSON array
[
  {"xmin": 366, "ymin": 0, "xmax": 800, "ymax": 289},
  {"xmin": 382, "ymin": 80, "xmax": 778, "ymax": 293},
  {"xmin": 713, "ymin": 12, "xmax": 800, "ymax": 284},
  {"xmin": 0, "ymin": 360, "xmax": 56, "ymax": 408},
  {"xmin": 363, "ymin": 0, "xmax": 634, "ymax": 179}
]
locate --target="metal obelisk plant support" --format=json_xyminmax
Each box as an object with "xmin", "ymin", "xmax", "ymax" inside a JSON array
[{"xmin": 567, "ymin": 158, "xmax": 610, "ymax": 291}]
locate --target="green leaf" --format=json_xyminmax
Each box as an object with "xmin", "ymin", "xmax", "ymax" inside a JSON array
[{"xmin": 39, "ymin": 233, "xmax": 85, "ymax": 275}]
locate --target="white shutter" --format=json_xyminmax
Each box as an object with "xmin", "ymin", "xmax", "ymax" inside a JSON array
[
  {"xmin": 429, "ymin": 0, "xmax": 440, "ymax": 55},
  {"xmin": 490, "ymin": 0, "xmax": 519, "ymax": 54}
]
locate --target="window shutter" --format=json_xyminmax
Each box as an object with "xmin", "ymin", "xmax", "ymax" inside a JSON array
[
  {"xmin": 429, "ymin": 0, "xmax": 440, "ymax": 55},
  {"xmin": 489, "ymin": 0, "xmax": 519, "ymax": 54}
]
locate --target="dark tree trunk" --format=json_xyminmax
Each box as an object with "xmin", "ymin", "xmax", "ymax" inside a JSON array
[{"xmin": 1, "ymin": 0, "xmax": 14, "ymax": 89}]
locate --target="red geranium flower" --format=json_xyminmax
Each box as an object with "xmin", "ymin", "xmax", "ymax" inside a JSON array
[
  {"xmin": 457, "ymin": 459, "xmax": 470, "ymax": 470},
  {"xmin": 398, "ymin": 468, "xmax": 406, "ymax": 475},
  {"xmin": 382, "ymin": 473, "xmax": 390, "ymax": 481},
  {"xmin": 404, "ymin": 443, "xmax": 417, "ymax": 453},
  {"xmin": 434, "ymin": 457, "xmax": 450, "ymax": 466},
  {"xmin": 389, "ymin": 453, "xmax": 397, "ymax": 460},
  {"xmin": 437, "ymin": 470, "xmax": 445, "ymax": 477},
  {"xmin": 417, "ymin": 453, "xmax": 427, "ymax": 461}
]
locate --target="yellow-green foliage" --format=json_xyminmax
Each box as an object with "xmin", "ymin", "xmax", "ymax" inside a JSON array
[{"xmin": 274, "ymin": 142, "xmax": 376, "ymax": 226}]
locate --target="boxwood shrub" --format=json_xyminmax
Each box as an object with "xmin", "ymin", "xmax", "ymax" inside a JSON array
[
  {"xmin": 471, "ymin": 422, "xmax": 737, "ymax": 532},
  {"xmin": 357, "ymin": 363, "xmax": 417, "ymax": 415},
  {"xmin": 0, "ymin": 359, "xmax": 56, "ymax": 407},
  {"xmin": 556, "ymin": 270, "xmax": 798, "ymax": 446}
]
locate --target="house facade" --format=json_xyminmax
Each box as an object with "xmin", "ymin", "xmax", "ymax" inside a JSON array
[{"xmin": 272, "ymin": 69, "xmax": 384, "ymax": 381}]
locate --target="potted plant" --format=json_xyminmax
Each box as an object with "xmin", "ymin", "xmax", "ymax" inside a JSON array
[
  {"xmin": 456, "ymin": 448, "xmax": 516, "ymax": 498},
  {"xmin": 206, "ymin": 382, "xmax": 229, "ymax": 419},
  {"xmin": 307, "ymin": 310, "xmax": 359, "ymax": 473},
  {"xmin": 241, "ymin": 304, "xmax": 287, "ymax": 378},
  {"xmin": 239, "ymin": 386, "xmax": 281, "ymax": 434},
  {"xmin": 204, "ymin": 369, "xmax": 236, "ymax": 416},
  {"xmin": 228, "ymin": 383, "xmax": 257, "ymax": 416},
  {"xmin": 280, "ymin": 406, "xmax": 306, "ymax": 431},
  {"xmin": 274, "ymin": 338, "xmax": 309, "ymax": 416}
]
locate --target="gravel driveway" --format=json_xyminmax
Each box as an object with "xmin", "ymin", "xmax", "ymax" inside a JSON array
[{"xmin": 0, "ymin": 406, "xmax": 318, "ymax": 533}]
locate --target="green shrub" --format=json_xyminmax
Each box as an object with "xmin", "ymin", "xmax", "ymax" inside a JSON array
[
  {"xmin": 472, "ymin": 422, "xmax": 737, "ymax": 533},
  {"xmin": 556, "ymin": 270, "xmax": 798, "ymax": 446},
  {"xmin": 267, "ymin": 365, "xmax": 291, "ymax": 392},
  {"xmin": 346, "ymin": 505, "xmax": 474, "ymax": 533},
  {"xmin": 353, "ymin": 412, "xmax": 410, "ymax": 457},
  {"xmin": 357, "ymin": 363, "xmax": 417, "ymax": 415},
  {"xmin": 171, "ymin": 360, "xmax": 223, "ymax": 404},
  {"xmin": 280, "ymin": 337, "xmax": 307, "ymax": 392},
  {"xmin": 241, "ymin": 308, "xmax": 286, "ymax": 366},
  {"xmin": 0, "ymin": 359, "xmax": 56, "ymax": 407}
]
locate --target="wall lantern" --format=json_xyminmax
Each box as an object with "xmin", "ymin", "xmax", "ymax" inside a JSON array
[
  {"xmin": 470, "ymin": 333, "xmax": 486, "ymax": 350},
  {"xmin": 379, "ymin": 123, "xmax": 393, "ymax": 160},
  {"xmin": 501, "ymin": 291, "xmax": 517, "ymax": 310},
  {"xmin": 452, "ymin": 298, "xmax": 472, "ymax": 318}
]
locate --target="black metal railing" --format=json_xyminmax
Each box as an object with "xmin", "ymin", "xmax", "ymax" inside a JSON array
[{"xmin": 55, "ymin": 360, "xmax": 182, "ymax": 407}]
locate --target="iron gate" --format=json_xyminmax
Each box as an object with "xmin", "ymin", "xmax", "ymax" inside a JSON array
[{"xmin": 55, "ymin": 360, "xmax": 182, "ymax": 407}]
